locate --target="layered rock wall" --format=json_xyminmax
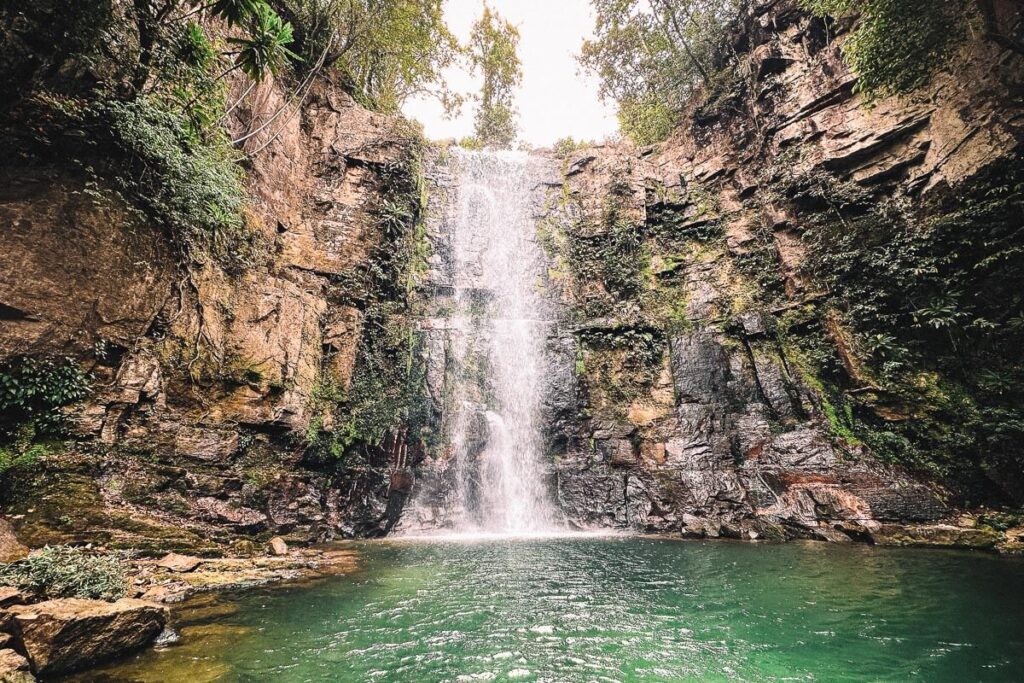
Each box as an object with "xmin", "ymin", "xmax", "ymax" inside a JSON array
[
  {"xmin": 542, "ymin": 0, "xmax": 1024, "ymax": 546},
  {"xmin": 0, "ymin": 3, "xmax": 419, "ymax": 549}
]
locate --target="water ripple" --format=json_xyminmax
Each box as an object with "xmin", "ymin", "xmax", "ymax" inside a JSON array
[{"xmin": 85, "ymin": 537, "xmax": 1024, "ymax": 683}]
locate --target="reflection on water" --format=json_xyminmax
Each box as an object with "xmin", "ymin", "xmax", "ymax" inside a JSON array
[{"xmin": 82, "ymin": 538, "xmax": 1024, "ymax": 682}]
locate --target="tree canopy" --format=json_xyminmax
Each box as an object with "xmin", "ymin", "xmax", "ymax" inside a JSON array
[
  {"xmin": 580, "ymin": 0, "xmax": 743, "ymax": 146},
  {"xmin": 276, "ymin": 0, "xmax": 462, "ymax": 114},
  {"xmin": 467, "ymin": 5, "xmax": 522, "ymax": 149}
]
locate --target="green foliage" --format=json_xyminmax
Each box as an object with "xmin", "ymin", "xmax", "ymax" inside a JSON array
[
  {"xmin": 551, "ymin": 136, "xmax": 593, "ymax": 159},
  {"xmin": 773, "ymin": 159, "xmax": 1024, "ymax": 502},
  {"xmin": 0, "ymin": 546, "xmax": 128, "ymax": 601},
  {"xmin": 0, "ymin": 357, "xmax": 88, "ymax": 476},
  {"xmin": 577, "ymin": 326, "xmax": 666, "ymax": 407},
  {"xmin": 131, "ymin": 1, "xmax": 301, "ymax": 96},
  {"xmin": 580, "ymin": 0, "xmax": 743, "ymax": 145},
  {"xmin": 84, "ymin": 96, "xmax": 254, "ymax": 268},
  {"xmin": 228, "ymin": 2, "xmax": 301, "ymax": 81},
  {"xmin": 617, "ymin": 95, "xmax": 678, "ymax": 147},
  {"xmin": 458, "ymin": 136, "xmax": 484, "ymax": 150},
  {"xmin": 0, "ymin": 358, "xmax": 90, "ymax": 442},
  {"xmin": 212, "ymin": 0, "xmax": 268, "ymax": 26},
  {"xmin": 799, "ymin": 0, "xmax": 965, "ymax": 99},
  {"xmin": 278, "ymin": 0, "xmax": 461, "ymax": 114},
  {"xmin": 468, "ymin": 5, "xmax": 522, "ymax": 148}
]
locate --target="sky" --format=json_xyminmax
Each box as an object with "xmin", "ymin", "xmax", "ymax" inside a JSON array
[{"xmin": 401, "ymin": 0, "xmax": 619, "ymax": 148}]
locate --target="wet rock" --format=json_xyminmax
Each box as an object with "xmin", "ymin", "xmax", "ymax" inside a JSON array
[
  {"xmin": 8, "ymin": 598, "xmax": 167, "ymax": 675},
  {"xmin": 152, "ymin": 626, "xmax": 180, "ymax": 648},
  {"xmin": 194, "ymin": 498, "xmax": 267, "ymax": 532},
  {"xmin": 268, "ymin": 536, "xmax": 289, "ymax": 556},
  {"xmin": 997, "ymin": 526, "xmax": 1024, "ymax": 555},
  {"xmin": 601, "ymin": 439, "xmax": 637, "ymax": 468},
  {"xmin": 173, "ymin": 427, "xmax": 239, "ymax": 462},
  {"xmin": 871, "ymin": 524, "xmax": 1001, "ymax": 549},
  {"xmin": 681, "ymin": 513, "xmax": 721, "ymax": 538}
]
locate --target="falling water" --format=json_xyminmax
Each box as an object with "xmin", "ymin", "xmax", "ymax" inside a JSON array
[{"xmin": 405, "ymin": 148, "xmax": 560, "ymax": 534}]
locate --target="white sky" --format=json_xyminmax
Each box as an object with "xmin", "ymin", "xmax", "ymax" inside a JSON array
[{"xmin": 401, "ymin": 0, "xmax": 619, "ymax": 147}]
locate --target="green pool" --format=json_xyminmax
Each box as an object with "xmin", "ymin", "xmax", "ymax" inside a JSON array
[{"xmin": 85, "ymin": 536, "xmax": 1024, "ymax": 682}]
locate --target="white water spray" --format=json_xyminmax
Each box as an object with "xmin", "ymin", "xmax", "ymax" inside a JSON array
[{"xmin": 404, "ymin": 149, "xmax": 560, "ymax": 535}]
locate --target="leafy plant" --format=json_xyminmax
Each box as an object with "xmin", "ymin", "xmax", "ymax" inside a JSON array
[
  {"xmin": 799, "ymin": 0, "xmax": 973, "ymax": 99},
  {"xmin": 0, "ymin": 358, "xmax": 90, "ymax": 441},
  {"xmin": 580, "ymin": 0, "xmax": 744, "ymax": 145},
  {"xmin": 228, "ymin": 2, "xmax": 300, "ymax": 81},
  {"xmin": 0, "ymin": 546, "xmax": 128, "ymax": 601},
  {"xmin": 212, "ymin": 0, "xmax": 267, "ymax": 26},
  {"xmin": 279, "ymin": 0, "xmax": 462, "ymax": 114}
]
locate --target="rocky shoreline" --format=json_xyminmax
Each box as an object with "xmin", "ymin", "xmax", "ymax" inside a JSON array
[
  {"xmin": 1, "ymin": 519, "xmax": 1022, "ymax": 680},
  {"xmin": 0, "ymin": 540, "xmax": 359, "ymax": 680}
]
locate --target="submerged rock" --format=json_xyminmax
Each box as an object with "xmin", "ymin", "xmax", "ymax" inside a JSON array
[
  {"xmin": 7, "ymin": 598, "xmax": 167, "ymax": 675},
  {"xmin": 152, "ymin": 626, "xmax": 181, "ymax": 648}
]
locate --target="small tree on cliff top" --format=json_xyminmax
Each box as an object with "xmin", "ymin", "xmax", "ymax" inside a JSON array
[
  {"xmin": 468, "ymin": 5, "xmax": 522, "ymax": 149},
  {"xmin": 580, "ymin": 0, "xmax": 743, "ymax": 146},
  {"xmin": 278, "ymin": 0, "xmax": 462, "ymax": 115}
]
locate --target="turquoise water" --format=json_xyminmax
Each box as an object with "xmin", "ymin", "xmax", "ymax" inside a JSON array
[{"xmin": 90, "ymin": 536, "xmax": 1024, "ymax": 682}]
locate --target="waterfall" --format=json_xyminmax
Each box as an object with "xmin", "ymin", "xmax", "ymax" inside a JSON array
[{"xmin": 403, "ymin": 148, "xmax": 560, "ymax": 535}]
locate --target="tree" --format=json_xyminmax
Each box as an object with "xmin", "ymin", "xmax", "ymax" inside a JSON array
[
  {"xmin": 580, "ymin": 0, "xmax": 743, "ymax": 145},
  {"xmin": 132, "ymin": 0, "xmax": 300, "ymax": 92},
  {"xmin": 467, "ymin": 4, "xmax": 522, "ymax": 149},
  {"xmin": 801, "ymin": 0, "xmax": 1024, "ymax": 100},
  {"xmin": 276, "ymin": 0, "xmax": 462, "ymax": 114}
]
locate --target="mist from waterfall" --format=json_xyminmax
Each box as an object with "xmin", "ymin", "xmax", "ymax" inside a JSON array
[{"xmin": 404, "ymin": 148, "xmax": 561, "ymax": 535}]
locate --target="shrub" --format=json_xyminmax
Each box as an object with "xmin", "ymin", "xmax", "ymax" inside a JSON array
[
  {"xmin": 94, "ymin": 97, "xmax": 255, "ymax": 268},
  {"xmin": 0, "ymin": 546, "xmax": 129, "ymax": 601},
  {"xmin": 0, "ymin": 357, "xmax": 90, "ymax": 441}
]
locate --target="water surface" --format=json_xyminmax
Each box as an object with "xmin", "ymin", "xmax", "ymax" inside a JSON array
[{"xmin": 89, "ymin": 537, "xmax": 1024, "ymax": 682}]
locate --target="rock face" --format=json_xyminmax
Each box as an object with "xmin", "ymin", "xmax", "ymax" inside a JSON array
[
  {"xmin": 540, "ymin": 0, "xmax": 1024, "ymax": 542},
  {"xmin": 0, "ymin": 521, "xmax": 28, "ymax": 564},
  {"xmin": 0, "ymin": 648, "xmax": 32, "ymax": 682},
  {"xmin": 7, "ymin": 598, "xmax": 167, "ymax": 675},
  {"xmin": 0, "ymin": 6, "xmax": 420, "ymax": 548}
]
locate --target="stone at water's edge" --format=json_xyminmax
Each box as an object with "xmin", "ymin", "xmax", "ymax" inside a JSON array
[
  {"xmin": 7, "ymin": 598, "xmax": 167, "ymax": 676},
  {"xmin": 268, "ymin": 536, "xmax": 289, "ymax": 556},
  {"xmin": 155, "ymin": 552, "xmax": 202, "ymax": 573}
]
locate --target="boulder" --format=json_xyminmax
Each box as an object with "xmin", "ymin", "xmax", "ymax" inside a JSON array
[
  {"xmin": 0, "ymin": 520, "xmax": 28, "ymax": 564},
  {"xmin": 155, "ymin": 553, "xmax": 202, "ymax": 573},
  {"xmin": 8, "ymin": 598, "xmax": 168, "ymax": 676},
  {"xmin": 267, "ymin": 536, "xmax": 289, "ymax": 556},
  {"xmin": 0, "ymin": 648, "xmax": 33, "ymax": 682}
]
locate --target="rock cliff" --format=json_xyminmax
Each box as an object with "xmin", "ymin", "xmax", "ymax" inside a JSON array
[
  {"xmin": 1, "ymin": 1, "xmax": 423, "ymax": 550},
  {"xmin": 1, "ymin": 0, "xmax": 1022, "ymax": 552},
  {"xmin": 540, "ymin": 0, "xmax": 1024, "ymax": 546}
]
